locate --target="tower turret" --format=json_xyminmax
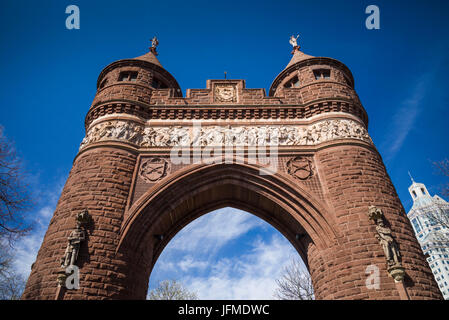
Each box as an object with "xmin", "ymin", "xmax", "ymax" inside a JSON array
[
  {"xmin": 88, "ymin": 38, "xmax": 182, "ymax": 128},
  {"xmin": 269, "ymin": 36, "xmax": 366, "ymax": 126}
]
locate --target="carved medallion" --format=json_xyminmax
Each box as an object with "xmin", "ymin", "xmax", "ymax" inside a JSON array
[
  {"xmin": 286, "ymin": 156, "xmax": 314, "ymax": 180},
  {"xmin": 139, "ymin": 158, "xmax": 170, "ymax": 183},
  {"xmin": 214, "ymin": 84, "xmax": 237, "ymax": 103}
]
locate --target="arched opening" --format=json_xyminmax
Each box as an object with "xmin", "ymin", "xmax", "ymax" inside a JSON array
[
  {"xmin": 116, "ymin": 162, "xmax": 340, "ymax": 299},
  {"xmin": 147, "ymin": 207, "xmax": 309, "ymax": 299}
]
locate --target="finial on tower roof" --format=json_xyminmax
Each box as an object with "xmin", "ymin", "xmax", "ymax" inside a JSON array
[
  {"xmin": 150, "ymin": 36, "xmax": 159, "ymax": 56},
  {"xmin": 408, "ymin": 171, "xmax": 415, "ymax": 183},
  {"xmin": 289, "ymin": 34, "xmax": 300, "ymax": 54}
]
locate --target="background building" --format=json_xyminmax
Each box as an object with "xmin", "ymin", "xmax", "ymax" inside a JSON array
[{"xmin": 407, "ymin": 177, "xmax": 449, "ymax": 299}]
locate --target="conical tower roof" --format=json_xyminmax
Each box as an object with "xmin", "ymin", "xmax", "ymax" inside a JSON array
[
  {"xmin": 285, "ymin": 48, "xmax": 314, "ymax": 68},
  {"xmin": 134, "ymin": 50, "xmax": 162, "ymax": 68}
]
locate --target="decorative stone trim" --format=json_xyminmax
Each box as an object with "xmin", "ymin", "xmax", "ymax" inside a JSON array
[
  {"xmin": 214, "ymin": 84, "xmax": 238, "ymax": 103},
  {"xmin": 286, "ymin": 156, "xmax": 314, "ymax": 180},
  {"xmin": 139, "ymin": 158, "xmax": 171, "ymax": 183},
  {"xmin": 84, "ymin": 100, "xmax": 368, "ymax": 128},
  {"xmin": 79, "ymin": 118, "xmax": 372, "ymax": 150}
]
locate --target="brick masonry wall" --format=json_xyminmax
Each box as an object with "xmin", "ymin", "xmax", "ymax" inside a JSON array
[
  {"xmin": 22, "ymin": 147, "xmax": 137, "ymax": 300},
  {"xmin": 22, "ymin": 51, "xmax": 443, "ymax": 300},
  {"xmin": 308, "ymin": 144, "xmax": 442, "ymax": 299}
]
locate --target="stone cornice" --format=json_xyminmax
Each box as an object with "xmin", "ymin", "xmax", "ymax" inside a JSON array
[{"xmin": 85, "ymin": 98, "xmax": 368, "ymax": 130}]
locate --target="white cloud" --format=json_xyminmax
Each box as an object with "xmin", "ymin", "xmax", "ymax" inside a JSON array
[
  {"xmin": 12, "ymin": 228, "xmax": 47, "ymax": 278},
  {"xmin": 184, "ymin": 234, "xmax": 302, "ymax": 300},
  {"xmin": 168, "ymin": 207, "xmax": 265, "ymax": 254},
  {"xmin": 381, "ymin": 74, "xmax": 432, "ymax": 162},
  {"xmin": 149, "ymin": 207, "xmax": 305, "ymax": 300},
  {"xmin": 178, "ymin": 256, "xmax": 209, "ymax": 272},
  {"xmin": 12, "ymin": 175, "xmax": 66, "ymax": 279}
]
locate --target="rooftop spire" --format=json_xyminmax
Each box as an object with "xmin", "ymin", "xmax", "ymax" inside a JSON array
[
  {"xmin": 133, "ymin": 36, "xmax": 162, "ymax": 67},
  {"xmin": 285, "ymin": 34, "xmax": 314, "ymax": 69},
  {"xmin": 408, "ymin": 171, "xmax": 415, "ymax": 183}
]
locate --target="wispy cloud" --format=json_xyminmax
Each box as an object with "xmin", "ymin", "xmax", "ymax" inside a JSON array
[
  {"xmin": 149, "ymin": 208, "xmax": 304, "ymax": 299},
  {"xmin": 184, "ymin": 234, "xmax": 301, "ymax": 299},
  {"xmin": 12, "ymin": 175, "xmax": 66, "ymax": 279},
  {"xmin": 168, "ymin": 207, "xmax": 265, "ymax": 254},
  {"xmin": 381, "ymin": 73, "xmax": 432, "ymax": 162}
]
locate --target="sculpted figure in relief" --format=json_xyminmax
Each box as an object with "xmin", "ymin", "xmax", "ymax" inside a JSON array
[{"xmin": 79, "ymin": 119, "xmax": 373, "ymax": 150}]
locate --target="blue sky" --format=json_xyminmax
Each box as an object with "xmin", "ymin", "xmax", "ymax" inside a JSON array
[{"xmin": 1, "ymin": 0, "xmax": 448, "ymax": 299}]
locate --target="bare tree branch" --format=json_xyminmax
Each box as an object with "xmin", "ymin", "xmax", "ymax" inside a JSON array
[
  {"xmin": 432, "ymin": 159, "xmax": 449, "ymax": 198},
  {"xmin": 148, "ymin": 279, "xmax": 198, "ymax": 300},
  {"xmin": 0, "ymin": 240, "xmax": 26, "ymax": 299},
  {"xmin": 0, "ymin": 126, "xmax": 33, "ymax": 243},
  {"xmin": 274, "ymin": 258, "xmax": 314, "ymax": 300}
]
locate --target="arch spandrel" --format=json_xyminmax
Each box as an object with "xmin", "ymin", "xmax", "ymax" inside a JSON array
[{"xmin": 118, "ymin": 162, "xmax": 341, "ymax": 260}]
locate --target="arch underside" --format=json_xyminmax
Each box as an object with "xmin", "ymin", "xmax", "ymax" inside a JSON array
[{"xmin": 118, "ymin": 163, "xmax": 340, "ymax": 282}]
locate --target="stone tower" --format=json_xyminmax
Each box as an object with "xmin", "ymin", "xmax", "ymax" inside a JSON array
[{"xmin": 22, "ymin": 39, "xmax": 442, "ymax": 300}]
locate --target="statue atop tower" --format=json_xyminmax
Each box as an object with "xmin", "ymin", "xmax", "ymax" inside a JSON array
[
  {"xmin": 150, "ymin": 36, "xmax": 159, "ymax": 56},
  {"xmin": 289, "ymin": 34, "xmax": 300, "ymax": 52}
]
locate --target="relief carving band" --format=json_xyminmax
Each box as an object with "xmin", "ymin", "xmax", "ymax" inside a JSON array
[
  {"xmin": 368, "ymin": 206, "xmax": 405, "ymax": 282},
  {"xmin": 139, "ymin": 158, "xmax": 171, "ymax": 183},
  {"xmin": 286, "ymin": 156, "xmax": 314, "ymax": 180},
  {"xmin": 79, "ymin": 118, "xmax": 372, "ymax": 150},
  {"xmin": 214, "ymin": 84, "xmax": 237, "ymax": 103}
]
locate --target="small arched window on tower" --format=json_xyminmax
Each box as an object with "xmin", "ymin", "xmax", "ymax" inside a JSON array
[
  {"xmin": 421, "ymin": 188, "xmax": 426, "ymax": 196},
  {"xmin": 313, "ymin": 69, "xmax": 331, "ymax": 80},
  {"xmin": 344, "ymin": 75, "xmax": 352, "ymax": 87},
  {"xmin": 412, "ymin": 190, "xmax": 417, "ymax": 198},
  {"xmin": 118, "ymin": 71, "xmax": 138, "ymax": 82},
  {"xmin": 99, "ymin": 78, "xmax": 108, "ymax": 89},
  {"xmin": 152, "ymin": 77, "xmax": 168, "ymax": 89},
  {"xmin": 284, "ymin": 76, "xmax": 300, "ymax": 88}
]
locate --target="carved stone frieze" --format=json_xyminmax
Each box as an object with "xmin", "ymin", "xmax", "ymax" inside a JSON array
[{"xmin": 79, "ymin": 119, "xmax": 372, "ymax": 150}]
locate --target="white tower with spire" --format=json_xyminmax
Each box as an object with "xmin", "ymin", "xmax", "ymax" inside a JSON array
[{"xmin": 407, "ymin": 174, "xmax": 449, "ymax": 299}]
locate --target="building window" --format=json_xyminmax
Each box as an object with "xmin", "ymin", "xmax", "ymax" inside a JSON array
[
  {"xmin": 284, "ymin": 76, "xmax": 300, "ymax": 88},
  {"xmin": 412, "ymin": 218, "xmax": 422, "ymax": 234},
  {"xmin": 118, "ymin": 71, "xmax": 138, "ymax": 82},
  {"xmin": 313, "ymin": 69, "xmax": 330, "ymax": 80},
  {"xmin": 99, "ymin": 79, "xmax": 108, "ymax": 89},
  {"xmin": 421, "ymin": 188, "xmax": 426, "ymax": 195},
  {"xmin": 412, "ymin": 190, "xmax": 417, "ymax": 198},
  {"xmin": 152, "ymin": 78, "xmax": 168, "ymax": 89}
]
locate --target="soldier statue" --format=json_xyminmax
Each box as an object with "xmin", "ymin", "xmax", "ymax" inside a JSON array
[
  {"xmin": 60, "ymin": 211, "xmax": 89, "ymax": 268},
  {"xmin": 375, "ymin": 219, "xmax": 401, "ymax": 267}
]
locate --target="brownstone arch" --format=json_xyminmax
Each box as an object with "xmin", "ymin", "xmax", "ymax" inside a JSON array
[
  {"xmin": 22, "ymin": 42, "xmax": 442, "ymax": 300},
  {"xmin": 117, "ymin": 161, "xmax": 339, "ymax": 298}
]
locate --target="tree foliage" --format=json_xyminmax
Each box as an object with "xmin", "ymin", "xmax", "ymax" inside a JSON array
[
  {"xmin": 148, "ymin": 280, "xmax": 198, "ymax": 300},
  {"xmin": 274, "ymin": 258, "xmax": 314, "ymax": 300}
]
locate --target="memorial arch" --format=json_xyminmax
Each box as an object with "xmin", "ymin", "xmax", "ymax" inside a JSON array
[{"xmin": 22, "ymin": 40, "xmax": 442, "ymax": 300}]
